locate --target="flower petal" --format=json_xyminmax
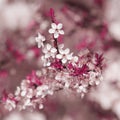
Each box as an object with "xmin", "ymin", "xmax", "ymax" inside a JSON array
[
  {"xmin": 45, "ymin": 54, "xmax": 50, "ymax": 58},
  {"xmin": 73, "ymin": 56, "xmax": 78, "ymax": 62},
  {"xmin": 38, "ymin": 43, "xmax": 42, "ymax": 48},
  {"xmin": 56, "ymin": 54, "xmax": 62, "ymax": 59},
  {"xmin": 64, "ymin": 48, "xmax": 70, "ymax": 54},
  {"xmin": 41, "ymin": 36, "xmax": 46, "ymax": 41},
  {"xmin": 21, "ymin": 91, "xmax": 26, "ymax": 97},
  {"xmin": 58, "ymin": 44, "xmax": 64, "ymax": 49},
  {"xmin": 57, "ymin": 23, "xmax": 63, "ymax": 29},
  {"xmin": 59, "ymin": 49, "xmax": 64, "ymax": 54},
  {"xmin": 51, "ymin": 48, "xmax": 57, "ymax": 53},
  {"xmin": 67, "ymin": 54, "xmax": 73, "ymax": 60},
  {"xmin": 51, "ymin": 23, "xmax": 57, "ymax": 29},
  {"xmin": 62, "ymin": 58, "xmax": 67, "ymax": 64},
  {"xmin": 38, "ymin": 33, "xmax": 42, "ymax": 38},
  {"xmin": 54, "ymin": 32, "xmax": 59, "ymax": 38},
  {"xmin": 59, "ymin": 30, "xmax": 64, "ymax": 35},
  {"xmin": 42, "ymin": 48, "xmax": 47, "ymax": 53},
  {"xmin": 49, "ymin": 28, "xmax": 55, "ymax": 34},
  {"xmin": 46, "ymin": 44, "xmax": 51, "ymax": 50}
]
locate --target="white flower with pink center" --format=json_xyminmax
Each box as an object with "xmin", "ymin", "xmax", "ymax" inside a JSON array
[
  {"xmin": 49, "ymin": 23, "xmax": 64, "ymax": 38},
  {"xmin": 56, "ymin": 48, "xmax": 73, "ymax": 64}
]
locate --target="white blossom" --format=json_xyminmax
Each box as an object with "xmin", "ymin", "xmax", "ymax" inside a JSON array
[
  {"xmin": 41, "ymin": 56, "xmax": 51, "ymax": 67},
  {"xmin": 21, "ymin": 90, "xmax": 27, "ymax": 97},
  {"xmin": 35, "ymin": 33, "xmax": 45, "ymax": 48},
  {"xmin": 42, "ymin": 44, "xmax": 57, "ymax": 58},
  {"xmin": 26, "ymin": 88, "xmax": 34, "ymax": 98},
  {"xmin": 36, "ymin": 85, "xmax": 49, "ymax": 98},
  {"xmin": 74, "ymin": 84, "xmax": 87, "ymax": 94},
  {"xmin": 22, "ymin": 98, "xmax": 33, "ymax": 109},
  {"xmin": 5, "ymin": 99, "xmax": 16, "ymax": 111},
  {"xmin": 69, "ymin": 55, "xmax": 79, "ymax": 64},
  {"xmin": 56, "ymin": 48, "xmax": 72, "ymax": 64},
  {"xmin": 49, "ymin": 23, "xmax": 64, "ymax": 38},
  {"xmin": 89, "ymin": 72, "xmax": 103, "ymax": 85},
  {"xmin": 35, "ymin": 85, "xmax": 53, "ymax": 98}
]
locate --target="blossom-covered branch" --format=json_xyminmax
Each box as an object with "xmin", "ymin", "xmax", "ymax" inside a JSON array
[{"xmin": 1, "ymin": 9, "xmax": 104, "ymax": 111}]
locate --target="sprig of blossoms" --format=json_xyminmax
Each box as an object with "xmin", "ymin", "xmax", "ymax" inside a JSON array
[{"xmin": 1, "ymin": 9, "xmax": 104, "ymax": 111}]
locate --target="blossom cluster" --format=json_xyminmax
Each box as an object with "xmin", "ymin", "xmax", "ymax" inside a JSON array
[{"xmin": 1, "ymin": 18, "xmax": 103, "ymax": 111}]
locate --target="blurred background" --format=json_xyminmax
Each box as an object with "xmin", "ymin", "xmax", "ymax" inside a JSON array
[{"xmin": 0, "ymin": 0, "xmax": 120, "ymax": 120}]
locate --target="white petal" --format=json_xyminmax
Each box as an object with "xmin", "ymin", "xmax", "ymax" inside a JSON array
[
  {"xmin": 64, "ymin": 48, "xmax": 70, "ymax": 54},
  {"xmin": 51, "ymin": 48, "xmax": 57, "ymax": 53},
  {"xmin": 58, "ymin": 44, "xmax": 64, "ymax": 49},
  {"xmin": 15, "ymin": 87, "xmax": 20, "ymax": 95},
  {"xmin": 35, "ymin": 37, "xmax": 39, "ymax": 42},
  {"xmin": 38, "ymin": 43, "xmax": 42, "ymax": 48},
  {"xmin": 59, "ymin": 49, "xmax": 65, "ymax": 54},
  {"xmin": 67, "ymin": 54, "xmax": 73, "ymax": 60},
  {"xmin": 51, "ymin": 54, "xmax": 56, "ymax": 58},
  {"xmin": 74, "ymin": 56, "xmax": 78, "ymax": 62},
  {"xmin": 54, "ymin": 32, "xmax": 59, "ymax": 38},
  {"xmin": 42, "ymin": 36, "xmax": 46, "ymax": 41},
  {"xmin": 59, "ymin": 30, "xmax": 64, "ymax": 35},
  {"xmin": 11, "ymin": 102, "xmax": 16, "ymax": 108},
  {"xmin": 46, "ymin": 44, "xmax": 52, "ymax": 50},
  {"xmin": 42, "ymin": 48, "xmax": 47, "ymax": 53},
  {"xmin": 49, "ymin": 28, "xmax": 55, "ymax": 34},
  {"xmin": 38, "ymin": 33, "xmax": 42, "ymax": 38},
  {"xmin": 56, "ymin": 54, "xmax": 62, "ymax": 59},
  {"xmin": 65, "ymin": 82, "xmax": 70, "ymax": 88},
  {"xmin": 51, "ymin": 23, "xmax": 57, "ymax": 29},
  {"xmin": 41, "ymin": 42, "xmax": 44, "ymax": 47},
  {"xmin": 96, "ymin": 80, "xmax": 100, "ymax": 85},
  {"xmin": 21, "ymin": 91, "xmax": 26, "ymax": 96},
  {"xmin": 62, "ymin": 58, "xmax": 67, "ymax": 63},
  {"xmin": 39, "ymin": 104, "xmax": 44, "ymax": 109},
  {"xmin": 57, "ymin": 23, "xmax": 63, "ymax": 29},
  {"xmin": 46, "ymin": 61, "xmax": 51, "ymax": 66},
  {"xmin": 25, "ymin": 99, "xmax": 30, "ymax": 105},
  {"xmin": 55, "ymin": 73, "xmax": 62, "ymax": 80},
  {"xmin": 38, "ymin": 44, "xmax": 41, "ymax": 48}
]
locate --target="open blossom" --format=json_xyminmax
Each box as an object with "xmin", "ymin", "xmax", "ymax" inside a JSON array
[
  {"xmin": 42, "ymin": 44, "xmax": 57, "ymax": 58},
  {"xmin": 35, "ymin": 33, "xmax": 46, "ymax": 48},
  {"xmin": 89, "ymin": 71, "xmax": 103, "ymax": 85},
  {"xmin": 69, "ymin": 55, "xmax": 79, "ymax": 64},
  {"xmin": 74, "ymin": 84, "xmax": 88, "ymax": 98},
  {"xmin": 56, "ymin": 48, "xmax": 72, "ymax": 64},
  {"xmin": 36, "ymin": 85, "xmax": 53, "ymax": 98},
  {"xmin": 5, "ymin": 99, "xmax": 16, "ymax": 111},
  {"xmin": 41, "ymin": 56, "xmax": 51, "ymax": 67},
  {"xmin": 49, "ymin": 23, "xmax": 64, "ymax": 38}
]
